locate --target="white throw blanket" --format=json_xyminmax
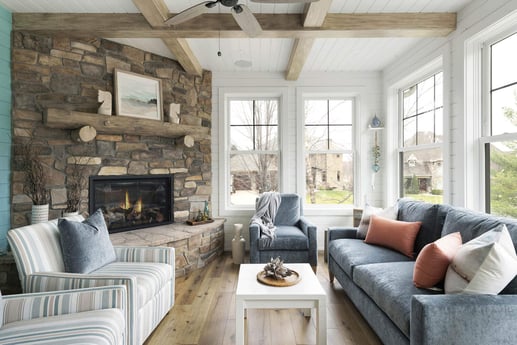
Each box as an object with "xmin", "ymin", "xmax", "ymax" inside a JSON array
[{"xmin": 250, "ymin": 192, "xmax": 281, "ymax": 245}]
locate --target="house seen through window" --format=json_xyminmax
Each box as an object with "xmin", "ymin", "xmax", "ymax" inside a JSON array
[{"xmin": 304, "ymin": 99, "xmax": 354, "ymax": 206}]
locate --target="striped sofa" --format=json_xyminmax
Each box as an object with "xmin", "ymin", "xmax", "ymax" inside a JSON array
[
  {"xmin": 0, "ymin": 286, "xmax": 126, "ymax": 345},
  {"xmin": 7, "ymin": 215, "xmax": 175, "ymax": 345}
]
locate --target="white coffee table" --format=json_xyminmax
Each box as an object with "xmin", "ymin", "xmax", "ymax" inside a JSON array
[{"xmin": 235, "ymin": 263, "xmax": 327, "ymax": 345}]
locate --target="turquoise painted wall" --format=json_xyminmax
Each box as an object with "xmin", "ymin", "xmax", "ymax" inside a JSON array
[{"xmin": 0, "ymin": 6, "xmax": 11, "ymax": 254}]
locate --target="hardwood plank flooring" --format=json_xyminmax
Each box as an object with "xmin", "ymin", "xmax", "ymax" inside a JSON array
[{"xmin": 145, "ymin": 253, "xmax": 381, "ymax": 345}]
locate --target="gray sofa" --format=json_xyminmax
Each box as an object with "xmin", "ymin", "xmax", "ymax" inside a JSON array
[{"xmin": 328, "ymin": 199, "xmax": 517, "ymax": 345}]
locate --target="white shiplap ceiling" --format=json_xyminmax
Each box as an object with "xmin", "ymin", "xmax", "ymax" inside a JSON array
[{"xmin": 0, "ymin": 0, "xmax": 472, "ymax": 74}]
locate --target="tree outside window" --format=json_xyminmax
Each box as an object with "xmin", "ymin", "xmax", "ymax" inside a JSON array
[
  {"xmin": 229, "ymin": 98, "xmax": 279, "ymax": 206},
  {"xmin": 484, "ymin": 32, "xmax": 517, "ymax": 217},
  {"xmin": 400, "ymin": 72, "xmax": 444, "ymax": 203},
  {"xmin": 304, "ymin": 99, "xmax": 354, "ymax": 205}
]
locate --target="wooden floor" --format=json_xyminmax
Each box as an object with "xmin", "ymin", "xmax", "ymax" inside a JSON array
[{"xmin": 145, "ymin": 253, "xmax": 381, "ymax": 345}]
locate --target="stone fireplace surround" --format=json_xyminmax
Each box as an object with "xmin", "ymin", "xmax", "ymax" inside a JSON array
[
  {"xmin": 11, "ymin": 31, "xmax": 212, "ymax": 227},
  {"xmin": 1, "ymin": 32, "xmax": 223, "ymax": 291}
]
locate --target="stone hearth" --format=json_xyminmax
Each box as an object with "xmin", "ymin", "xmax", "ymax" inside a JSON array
[{"xmin": 110, "ymin": 218, "xmax": 225, "ymax": 277}]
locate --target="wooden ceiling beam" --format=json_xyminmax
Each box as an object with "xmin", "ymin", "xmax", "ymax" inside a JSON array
[
  {"xmin": 132, "ymin": 0, "xmax": 202, "ymax": 76},
  {"xmin": 303, "ymin": 0, "xmax": 333, "ymax": 27},
  {"xmin": 162, "ymin": 37, "xmax": 203, "ymax": 76},
  {"xmin": 13, "ymin": 12, "xmax": 457, "ymax": 39},
  {"xmin": 132, "ymin": 0, "xmax": 168, "ymax": 26},
  {"xmin": 286, "ymin": 0, "xmax": 332, "ymax": 81}
]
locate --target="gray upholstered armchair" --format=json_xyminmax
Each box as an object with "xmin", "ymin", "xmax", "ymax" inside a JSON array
[{"xmin": 249, "ymin": 193, "xmax": 317, "ymax": 269}]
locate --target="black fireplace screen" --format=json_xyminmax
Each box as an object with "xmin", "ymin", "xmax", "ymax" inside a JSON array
[{"xmin": 89, "ymin": 174, "xmax": 174, "ymax": 233}]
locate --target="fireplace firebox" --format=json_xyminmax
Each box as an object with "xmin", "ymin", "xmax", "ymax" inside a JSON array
[{"xmin": 89, "ymin": 174, "xmax": 174, "ymax": 233}]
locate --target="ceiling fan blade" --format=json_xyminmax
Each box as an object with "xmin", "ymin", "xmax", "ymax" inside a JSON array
[
  {"xmin": 165, "ymin": 1, "xmax": 213, "ymax": 26},
  {"xmin": 251, "ymin": 0, "xmax": 319, "ymax": 3},
  {"xmin": 231, "ymin": 5, "xmax": 263, "ymax": 38}
]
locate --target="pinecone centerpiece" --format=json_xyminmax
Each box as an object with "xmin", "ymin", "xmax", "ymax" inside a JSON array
[{"xmin": 263, "ymin": 257, "xmax": 293, "ymax": 280}]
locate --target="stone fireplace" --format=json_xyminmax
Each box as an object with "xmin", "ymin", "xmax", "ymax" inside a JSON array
[
  {"xmin": 89, "ymin": 174, "xmax": 174, "ymax": 233},
  {"xmin": 10, "ymin": 32, "xmax": 212, "ymax": 228},
  {"xmin": 2, "ymin": 32, "xmax": 221, "ymax": 288}
]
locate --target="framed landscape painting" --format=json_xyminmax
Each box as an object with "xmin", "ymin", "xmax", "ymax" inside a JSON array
[{"xmin": 114, "ymin": 69, "xmax": 163, "ymax": 120}]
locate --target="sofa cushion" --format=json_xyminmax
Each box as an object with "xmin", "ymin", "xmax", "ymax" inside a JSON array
[
  {"xmin": 444, "ymin": 225, "xmax": 517, "ymax": 295},
  {"xmin": 356, "ymin": 203, "xmax": 398, "ymax": 239},
  {"xmin": 328, "ymin": 239, "xmax": 412, "ymax": 278},
  {"xmin": 58, "ymin": 209, "xmax": 116, "ymax": 274},
  {"xmin": 353, "ymin": 261, "xmax": 441, "ymax": 338},
  {"xmin": 441, "ymin": 207, "xmax": 517, "ymax": 246},
  {"xmin": 258, "ymin": 225, "xmax": 308, "ymax": 250},
  {"xmin": 413, "ymin": 232, "xmax": 462, "ymax": 288},
  {"xmin": 397, "ymin": 199, "xmax": 451, "ymax": 255},
  {"xmin": 274, "ymin": 194, "xmax": 301, "ymax": 226},
  {"xmin": 365, "ymin": 215, "xmax": 422, "ymax": 258},
  {"xmin": 94, "ymin": 262, "xmax": 173, "ymax": 308},
  {"xmin": 0, "ymin": 308, "xmax": 125, "ymax": 345},
  {"xmin": 441, "ymin": 207, "xmax": 517, "ymax": 294}
]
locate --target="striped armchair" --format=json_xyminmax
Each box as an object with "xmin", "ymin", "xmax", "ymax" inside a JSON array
[
  {"xmin": 0, "ymin": 286, "xmax": 126, "ymax": 345},
  {"xmin": 7, "ymin": 216, "xmax": 175, "ymax": 345}
]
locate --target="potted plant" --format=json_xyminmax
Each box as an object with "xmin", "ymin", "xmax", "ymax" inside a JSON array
[
  {"xmin": 19, "ymin": 142, "xmax": 50, "ymax": 224},
  {"xmin": 64, "ymin": 159, "xmax": 88, "ymax": 216}
]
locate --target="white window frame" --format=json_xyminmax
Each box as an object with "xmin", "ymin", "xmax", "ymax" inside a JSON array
[
  {"xmin": 464, "ymin": 10, "xmax": 517, "ymax": 211},
  {"xmin": 398, "ymin": 71, "xmax": 445, "ymax": 199},
  {"xmin": 479, "ymin": 29, "xmax": 517, "ymax": 213},
  {"xmin": 296, "ymin": 88, "xmax": 360, "ymax": 214},
  {"xmin": 385, "ymin": 57, "xmax": 445, "ymax": 203},
  {"xmin": 218, "ymin": 87, "xmax": 288, "ymax": 214}
]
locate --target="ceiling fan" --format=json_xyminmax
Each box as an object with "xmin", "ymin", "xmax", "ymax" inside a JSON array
[{"xmin": 165, "ymin": 0, "xmax": 319, "ymax": 38}]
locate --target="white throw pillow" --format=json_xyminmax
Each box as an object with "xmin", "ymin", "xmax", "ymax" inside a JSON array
[
  {"xmin": 356, "ymin": 203, "xmax": 398, "ymax": 239},
  {"xmin": 444, "ymin": 224, "xmax": 517, "ymax": 295}
]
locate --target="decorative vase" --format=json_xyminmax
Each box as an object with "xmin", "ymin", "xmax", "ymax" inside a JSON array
[
  {"xmin": 232, "ymin": 223, "xmax": 246, "ymax": 265},
  {"xmin": 62, "ymin": 211, "xmax": 79, "ymax": 217},
  {"xmin": 31, "ymin": 204, "xmax": 49, "ymax": 224}
]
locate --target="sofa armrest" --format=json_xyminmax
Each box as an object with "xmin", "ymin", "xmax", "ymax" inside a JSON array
[
  {"xmin": 411, "ymin": 294, "xmax": 517, "ymax": 345},
  {"xmin": 25, "ymin": 272, "xmax": 136, "ymax": 294},
  {"xmin": 298, "ymin": 216, "xmax": 318, "ymax": 266},
  {"xmin": 297, "ymin": 216, "xmax": 315, "ymax": 236},
  {"xmin": 1, "ymin": 285, "xmax": 126, "ymax": 325},
  {"xmin": 328, "ymin": 227, "xmax": 357, "ymax": 241},
  {"xmin": 249, "ymin": 223, "xmax": 260, "ymax": 263},
  {"xmin": 114, "ymin": 246, "xmax": 175, "ymax": 265},
  {"xmin": 26, "ymin": 272, "xmax": 136, "ymax": 345}
]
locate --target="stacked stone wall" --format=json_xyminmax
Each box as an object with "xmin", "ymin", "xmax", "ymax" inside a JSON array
[{"xmin": 10, "ymin": 32, "xmax": 212, "ymax": 227}]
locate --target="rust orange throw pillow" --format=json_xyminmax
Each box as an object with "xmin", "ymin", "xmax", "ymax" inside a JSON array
[
  {"xmin": 364, "ymin": 215, "xmax": 422, "ymax": 258},
  {"xmin": 413, "ymin": 232, "xmax": 462, "ymax": 288}
]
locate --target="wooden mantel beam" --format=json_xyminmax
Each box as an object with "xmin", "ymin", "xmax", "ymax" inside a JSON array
[
  {"xmin": 13, "ymin": 12, "xmax": 457, "ymax": 39},
  {"xmin": 132, "ymin": 0, "xmax": 203, "ymax": 76}
]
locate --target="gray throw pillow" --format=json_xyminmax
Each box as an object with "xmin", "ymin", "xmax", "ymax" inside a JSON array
[{"xmin": 58, "ymin": 209, "xmax": 116, "ymax": 273}]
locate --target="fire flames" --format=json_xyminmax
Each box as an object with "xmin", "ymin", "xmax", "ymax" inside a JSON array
[{"xmin": 120, "ymin": 191, "xmax": 143, "ymax": 214}]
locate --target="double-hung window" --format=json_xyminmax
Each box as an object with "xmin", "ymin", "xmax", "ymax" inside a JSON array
[
  {"xmin": 228, "ymin": 98, "xmax": 279, "ymax": 206},
  {"xmin": 399, "ymin": 72, "xmax": 444, "ymax": 203},
  {"xmin": 482, "ymin": 32, "xmax": 517, "ymax": 217},
  {"xmin": 304, "ymin": 98, "xmax": 354, "ymax": 206}
]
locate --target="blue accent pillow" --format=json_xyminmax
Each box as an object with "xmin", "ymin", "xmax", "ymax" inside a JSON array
[{"xmin": 58, "ymin": 209, "xmax": 116, "ymax": 273}]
